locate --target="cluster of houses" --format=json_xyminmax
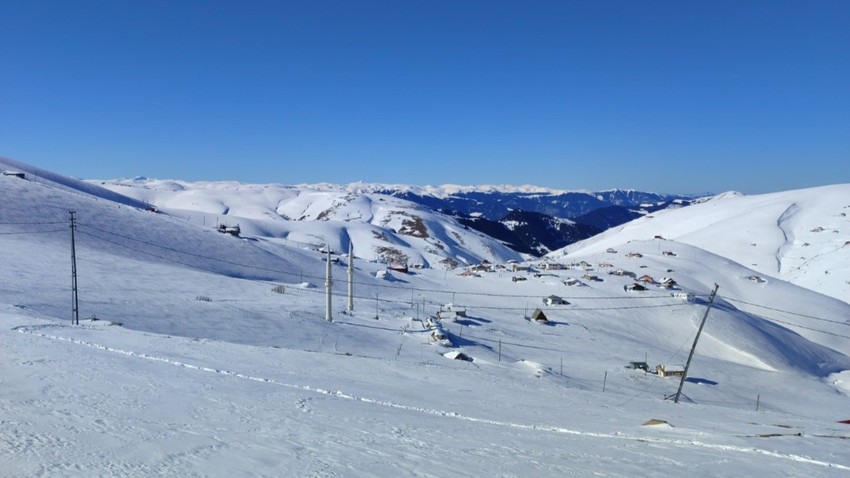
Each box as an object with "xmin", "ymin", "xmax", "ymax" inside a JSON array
[{"xmin": 453, "ymin": 249, "xmax": 688, "ymax": 297}]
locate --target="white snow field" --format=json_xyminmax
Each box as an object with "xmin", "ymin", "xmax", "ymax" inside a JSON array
[{"xmin": 2, "ymin": 157, "xmax": 850, "ymax": 477}]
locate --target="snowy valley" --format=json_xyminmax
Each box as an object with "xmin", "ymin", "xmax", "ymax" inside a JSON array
[{"xmin": 2, "ymin": 157, "xmax": 850, "ymax": 477}]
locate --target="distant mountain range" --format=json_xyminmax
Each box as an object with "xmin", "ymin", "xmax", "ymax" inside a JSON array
[
  {"xmin": 83, "ymin": 178, "xmax": 704, "ymax": 258},
  {"xmin": 375, "ymin": 186, "xmax": 699, "ymax": 255}
]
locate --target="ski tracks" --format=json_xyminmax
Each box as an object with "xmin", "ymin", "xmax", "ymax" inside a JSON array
[{"xmin": 15, "ymin": 324, "xmax": 850, "ymax": 472}]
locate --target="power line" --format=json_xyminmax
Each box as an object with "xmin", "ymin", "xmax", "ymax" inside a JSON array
[
  {"xmin": 76, "ymin": 230, "xmax": 240, "ymax": 276},
  {"xmin": 76, "ymin": 221, "xmax": 681, "ymax": 301},
  {"xmin": 77, "ymin": 222, "xmax": 299, "ymax": 277},
  {"xmin": 0, "ymin": 229, "xmax": 67, "ymax": 235},
  {"xmin": 72, "ymin": 220, "xmax": 850, "ymax": 336},
  {"xmin": 758, "ymin": 316, "xmax": 850, "ymax": 340},
  {"xmin": 0, "ymin": 221, "xmax": 66, "ymax": 225},
  {"xmin": 724, "ymin": 297, "xmax": 850, "ymax": 327}
]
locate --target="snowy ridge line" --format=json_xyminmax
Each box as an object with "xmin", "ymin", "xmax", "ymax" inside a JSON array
[{"xmin": 14, "ymin": 324, "xmax": 850, "ymax": 471}]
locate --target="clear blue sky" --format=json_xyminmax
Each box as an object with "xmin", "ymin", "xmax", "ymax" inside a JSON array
[{"xmin": 2, "ymin": 1, "xmax": 848, "ymax": 194}]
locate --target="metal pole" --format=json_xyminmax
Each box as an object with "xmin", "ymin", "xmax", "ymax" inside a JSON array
[
  {"xmin": 325, "ymin": 249, "xmax": 333, "ymax": 322},
  {"xmin": 69, "ymin": 211, "xmax": 80, "ymax": 325},
  {"xmin": 675, "ymin": 284, "xmax": 720, "ymax": 403},
  {"xmin": 347, "ymin": 242, "xmax": 354, "ymax": 311}
]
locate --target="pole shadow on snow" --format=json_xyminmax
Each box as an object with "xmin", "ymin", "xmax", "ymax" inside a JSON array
[
  {"xmin": 455, "ymin": 315, "xmax": 492, "ymax": 327},
  {"xmin": 685, "ymin": 377, "xmax": 718, "ymax": 385}
]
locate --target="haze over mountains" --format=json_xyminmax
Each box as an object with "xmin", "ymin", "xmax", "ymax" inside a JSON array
[{"xmin": 3, "ymin": 156, "xmax": 850, "ymax": 476}]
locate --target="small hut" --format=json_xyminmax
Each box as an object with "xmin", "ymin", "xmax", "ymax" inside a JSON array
[
  {"xmin": 656, "ymin": 364, "xmax": 685, "ymax": 378},
  {"xmin": 530, "ymin": 308, "xmax": 549, "ymax": 323},
  {"xmin": 543, "ymin": 295, "xmax": 568, "ymax": 306},
  {"xmin": 443, "ymin": 351, "xmax": 472, "ymax": 361}
]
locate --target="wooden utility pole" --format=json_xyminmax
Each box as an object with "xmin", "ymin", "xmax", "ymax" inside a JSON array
[
  {"xmin": 325, "ymin": 248, "xmax": 333, "ymax": 322},
  {"xmin": 69, "ymin": 211, "xmax": 79, "ymax": 325},
  {"xmin": 674, "ymin": 283, "xmax": 720, "ymax": 403},
  {"xmin": 347, "ymin": 242, "xmax": 354, "ymax": 312}
]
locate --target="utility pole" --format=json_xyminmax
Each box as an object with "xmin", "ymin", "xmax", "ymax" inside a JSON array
[
  {"xmin": 347, "ymin": 242, "xmax": 354, "ymax": 312},
  {"xmin": 675, "ymin": 283, "xmax": 720, "ymax": 403},
  {"xmin": 325, "ymin": 248, "xmax": 333, "ymax": 322},
  {"xmin": 69, "ymin": 211, "xmax": 80, "ymax": 325}
]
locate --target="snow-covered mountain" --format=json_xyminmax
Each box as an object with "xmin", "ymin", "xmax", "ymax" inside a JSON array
[
  {"xmin": 93, "ymin": 178, "xmax": 698, "ymax": 258},
  {"xmin": 95, "ymin": 177, "xmax": 524, "ymax": 269},
  {"xmin": 554, "ymin": 185, "xmax": 850, "ymax": 305},
  {"xmin": 3, "ymin": 158, "xmax": 850, "ymax": 476}
]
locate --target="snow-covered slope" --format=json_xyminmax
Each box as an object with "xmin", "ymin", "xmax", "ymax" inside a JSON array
[
  {"xmin": 556, "ymin": 185, "xmax": 850, "ymax": 304},
  {"xmin": 3, "ymin": 161, "xmax": 850, "ymax": 476}
]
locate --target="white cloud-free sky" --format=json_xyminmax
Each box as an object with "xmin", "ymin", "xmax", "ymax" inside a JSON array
[{"xmin": 1, "ymin": 1, "xmax": 848, "ymax": 194}]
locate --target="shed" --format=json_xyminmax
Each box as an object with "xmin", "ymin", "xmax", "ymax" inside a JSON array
[
  {"xmin": 530, "ymin": 308, "xmax": 549, "ymax": 323},
  {"xmin": 610, "ymin": 269, "xmax": 635, "ymax": 278},
  {"xmin": 430, "ymin": 328, "xmax": 448, "ymax": 342},
  {"xmin": 217, "ymin": 224, "xmax": 241, "ymax": 237},
  {"xmin": 443, "ymin": 351, "xmax": 472, "ymax": 361},
  {"xmin": 442, "ymin": 304, "xmax": 466, "ymax": 317},
  {"xmin": 624, "ymin": 283, "xmax": 648, "ymax": 292},
  {"xmin": 436, "ymin": 310, "xmax": 459, "ymax": 322},
  {"xmin": 656, "ymin": 364, "xmax": 685, "ymax": 378},
  {"xmin": 543, "ymin": 295, "xmax": 568, "ymax": 306},
  {"xmin": 627, "ymin": 361, "xmax": 650, "ymax": 372},
  {"xmin": 563, "ymin": 278, "xmax": 581, "ymax": 286},
  {"xmin": 638, "ymin": 275, "xmax": 656, "ymax": 284}
]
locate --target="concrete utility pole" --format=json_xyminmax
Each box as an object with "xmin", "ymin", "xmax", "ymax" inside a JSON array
[
  {"xmin": 675, "ymin": 283, "xmax": 720, "ymax": 404},
  {"xmin": 69, "ymin": 211, "xmax": 80, "ymax": 325},
  {"xmin": 347, "ymin": 242, "xmax": 354, "ymax": 311},
  {"xmin": 325, "ymin": 248, "xmax": 333, "ymax": 322}
]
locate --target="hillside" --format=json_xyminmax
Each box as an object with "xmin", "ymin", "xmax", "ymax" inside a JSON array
[
  {"xmin": 556, "ymin": 185, "xmax": 850, "ymax": 304},
  {"xmin": 2, "ymin": 160, "xmax": 850, "ymax": 476}
]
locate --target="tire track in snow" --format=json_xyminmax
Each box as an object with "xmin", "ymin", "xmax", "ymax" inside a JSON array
[{"xmin": 16, "ymin": 325, "xmax": 850, "ymax": 472}]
